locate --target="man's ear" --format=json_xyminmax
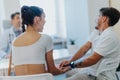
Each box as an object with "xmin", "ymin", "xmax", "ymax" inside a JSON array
[{"xmin": 102, "ymin": 16, "xmax": 108, "ymax": 23}]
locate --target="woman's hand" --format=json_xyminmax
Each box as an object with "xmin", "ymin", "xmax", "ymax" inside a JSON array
[
  {"xmin": 59, "ymin": 60, "xmax": 71, "ymax": 72},
  {"xmin": 59, "ymin": 60, "xmax": 70, "ymax": 68}
]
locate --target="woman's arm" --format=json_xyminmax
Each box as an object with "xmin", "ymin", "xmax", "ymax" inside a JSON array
[{"xmin": 46, "ymin": 50, "xmax": 64, "ymax": 75}]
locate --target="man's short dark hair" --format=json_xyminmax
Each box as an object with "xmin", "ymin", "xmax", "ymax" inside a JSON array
[
  {"xmin": 11, "ymin": 12, "xmax": 20, "ymax": 20},
  {"xmin": 100, "ymin": 7, "xmax": 120, "ymax": 26}
]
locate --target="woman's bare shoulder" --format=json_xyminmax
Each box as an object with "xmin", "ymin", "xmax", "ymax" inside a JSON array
[
  {"xmin": 13, "ymin": 32, "xmax": 41, "ymax": 47},
  {"xmin": 13, "ymin": 33, "xmax": 27, "ymax": 46}
]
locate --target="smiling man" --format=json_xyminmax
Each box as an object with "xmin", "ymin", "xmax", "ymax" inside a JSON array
[{"xmin": 0, "ymin": 12, "xmax": 22, "ymax": 58}]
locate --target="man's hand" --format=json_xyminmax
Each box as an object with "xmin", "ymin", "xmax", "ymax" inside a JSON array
[
  {"xmin": 60, "ymin": 65, "xmax": 71, "ymax": 72},
  {"xmin": 59, "ymin": 60, "xmax": 71, "ymax": 72},
  {"xmin": 59, "ymin": 60, "xmax": 70, "ymax": 68}
]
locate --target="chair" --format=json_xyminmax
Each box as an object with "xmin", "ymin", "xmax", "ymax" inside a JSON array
[
  {"xmin": 116, "ymin": 61, "xmax": 120, "ymax": 80},
  {"xmin": 0, "ymin": 73, "xmax": 53, "ymax": 80}
]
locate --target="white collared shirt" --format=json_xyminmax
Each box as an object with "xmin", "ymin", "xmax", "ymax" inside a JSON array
[
  {"xmin": 0, "ymin": 27, "xmax": 22, "ymax": 58},
  {"xmin": 0, "ymin": 27, "xmax": 16, "ymax": 56},
  {"xmin": 88, "ymin": 27, "xmax": 120, "ymax": 79}
]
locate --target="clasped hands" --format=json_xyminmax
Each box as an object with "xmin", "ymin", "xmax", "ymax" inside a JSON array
[{"xmin": 58, "ymin": 60, "xmax": 72, "ymax": 72}]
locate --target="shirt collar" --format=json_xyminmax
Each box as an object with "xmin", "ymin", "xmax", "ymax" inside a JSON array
[
  {"xmin": 13, "ymin": 27, "xmax": 22, "ymax": 37},
  {"xmin": 100, "ymin": 27, "xmax": 113, "ymax": 36}
]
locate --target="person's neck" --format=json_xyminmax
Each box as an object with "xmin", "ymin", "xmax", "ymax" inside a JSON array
[
  {"xmin": 99, "ymin": 22, "xmax": 109, "ymax": 30},
  {"xmin": 98, "ymin": 23, "xmax": 109, "ymax": 35},
  {"xmin": 13, "ymin": 25, "xmax": 20, "ymax": 30},
  {"xmin": 26, "ymin": 26, "xmax": 36, "ymax": 32}
]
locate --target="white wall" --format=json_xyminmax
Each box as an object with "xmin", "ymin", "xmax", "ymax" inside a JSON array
[
  {"xmin": 0, "ymin": 0, "xmax": 21, "ymax": 31},
  {"xmin": 3, "ymin": 0, "xmax": 20, "ymax": 20},
  {"xmin": 0, "ymin": 0, "xmax": 5, "ymax": 35},
  {"xmin": 64, "ymin": 0, "xmax": 90, "ymax": 47},
  {"xmin": 88, "ymin": 0, "xmax": 109, "ymax": 32}
]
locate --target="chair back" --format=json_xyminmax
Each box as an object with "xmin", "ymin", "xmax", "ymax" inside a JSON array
[{"xmin": 0, "ymin": 73, "xmax": 53, "ymax": 80}]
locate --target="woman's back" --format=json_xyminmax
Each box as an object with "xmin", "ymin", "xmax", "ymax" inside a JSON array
[
  {"xmin": 11, "ymin": 5, "xmax": 63, "ymax": 76},
  {"xmin": 12, "ymin": 32, "xmax": 53, "ymax": 75}
]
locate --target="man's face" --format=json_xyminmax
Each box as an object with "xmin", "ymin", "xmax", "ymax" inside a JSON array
[
  {"xmin": 11, "ymin": 14, "xmax": 21, "ymax": 29},
  {"xmin": 95, "ymin": 13, "xmax": 104, "ymax": 30},
  {"xmin": 95, "ymin": 12, "xmax": 109, "ymax": 32}
]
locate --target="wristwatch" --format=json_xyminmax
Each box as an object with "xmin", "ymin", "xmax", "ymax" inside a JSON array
[
  {"xmin": 70, "ymin": 61, "xmax": 76, "ymax": 68},
  {"xmin": 63, "ymin": 61, "xmax": 77, "ymax": 68}
]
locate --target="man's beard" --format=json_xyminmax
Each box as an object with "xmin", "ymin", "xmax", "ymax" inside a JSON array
[{"xmin": 95, "ymin": 26, "xmax": 98, "ymax": 30}]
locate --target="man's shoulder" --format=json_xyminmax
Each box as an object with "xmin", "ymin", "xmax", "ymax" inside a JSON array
[
  {"xmin": 4, "ymin": 27, "xmax": 14, "ymax": 33},
  {"xmin": 4, "ymin": 27, "xmax": 13, "ymax": 32}
]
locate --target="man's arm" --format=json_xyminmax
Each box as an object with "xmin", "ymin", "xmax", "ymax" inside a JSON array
[
  {"xmin": 74, "ymin": 52, "xmax": 103, "ymax": 68},
  {"xmin": 61, "ymin": 52, "xmax": 103, "ymax": 71},
  {"xmin": 70, "ymin": 41, "xmax": 92, "ymax": 62},
  {"xmin": 59, "ymin": 41, "xmax": 92, "ymax": 68}
]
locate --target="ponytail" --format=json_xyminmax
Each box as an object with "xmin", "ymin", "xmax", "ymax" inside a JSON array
[{"xmin": 22, "ymin": 23, "xmax": 26, "ymax": 32}]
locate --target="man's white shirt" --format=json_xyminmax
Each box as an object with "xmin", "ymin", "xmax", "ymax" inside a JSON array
[
  {"xmin": 0, "ymin": 27, "xmax": 16, "ymax": 58},
  {"xmin": 88, "ymin": 27, "xmax": 120, "ymax": 79}
]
